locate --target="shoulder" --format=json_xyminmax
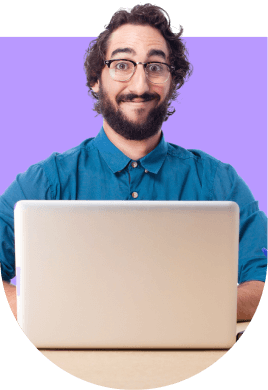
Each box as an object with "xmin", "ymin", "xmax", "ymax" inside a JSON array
[{"xmin": 167, "ymin": 142, "xmax": 220, "ymax": 163}]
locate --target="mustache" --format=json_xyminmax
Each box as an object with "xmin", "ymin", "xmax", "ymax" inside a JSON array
[{"xmin": 116, "ymin": 93, "xmax": 160, "ymax": 104}]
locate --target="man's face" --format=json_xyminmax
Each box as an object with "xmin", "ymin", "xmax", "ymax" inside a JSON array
[{"xmin": 92, "ymin": 24, "xmax": 174, "ymax": 141}]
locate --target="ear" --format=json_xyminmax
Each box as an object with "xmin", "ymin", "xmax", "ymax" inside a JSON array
[{"xmin": 91, "ymin": 80, "xmax": 100, "ymax": 94}]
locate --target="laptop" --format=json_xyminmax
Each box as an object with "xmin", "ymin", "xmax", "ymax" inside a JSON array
[{"xmin": 14, "ymin": 200, "xmax": 239, "ymax": 349}]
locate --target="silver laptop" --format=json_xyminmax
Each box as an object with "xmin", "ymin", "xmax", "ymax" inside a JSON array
[{"xmin": 14, "ymin": 200, "xmax": 239, "ymax": 349}]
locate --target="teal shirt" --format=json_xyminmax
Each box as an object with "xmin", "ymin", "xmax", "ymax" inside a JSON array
[{"xmin": 0, "ymin": 127, "xmax": 267, "ymax": 283}]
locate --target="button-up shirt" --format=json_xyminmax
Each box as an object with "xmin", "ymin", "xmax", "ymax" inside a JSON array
[{"xmin": 0, "ymin": 127, "xmax": 267, "ymax": 283}]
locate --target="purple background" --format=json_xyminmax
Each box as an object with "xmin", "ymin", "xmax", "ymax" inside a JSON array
[{"xmin": 0, "ymin": 38, "xmax": 266, "ymax": 285}]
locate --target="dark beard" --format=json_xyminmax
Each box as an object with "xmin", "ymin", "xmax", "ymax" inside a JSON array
[{"xmin": 97, "ymin": 84, "xmax": 172, "ymax": 141}]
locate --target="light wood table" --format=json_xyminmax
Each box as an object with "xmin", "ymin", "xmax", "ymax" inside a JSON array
[{"xmin": 39, "ymin": 322, "xmax": 249, "ymax": 389}]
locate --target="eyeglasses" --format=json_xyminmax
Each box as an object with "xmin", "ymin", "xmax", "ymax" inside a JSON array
[{"xmin": 104, "ymin": 59, "xmax": 175, "ymax": 84}]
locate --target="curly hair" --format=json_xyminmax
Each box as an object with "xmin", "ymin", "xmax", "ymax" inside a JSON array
[{"xmin": 84, "ymin": 3, "xmax": 193, "ymax": 118}]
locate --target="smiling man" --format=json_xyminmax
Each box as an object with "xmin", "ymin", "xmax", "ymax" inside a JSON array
[
  {"xmin": 92, "ymin": 24, "xmax": 174, "ymax": 148},
  {"xmin": 1, "ymin": 4, "xmax": 267, "ymax": 321}
]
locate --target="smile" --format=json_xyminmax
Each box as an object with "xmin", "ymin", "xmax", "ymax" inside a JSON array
[{"xmin": 121, "ymin": 99, "xmax": 155, "ymax": 105}]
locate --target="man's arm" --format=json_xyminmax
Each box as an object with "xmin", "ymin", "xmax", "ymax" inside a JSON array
[
  {"xmin": 237, "ymin": 280, "xmax": 265, "ymax": 321},
  {"xmin": 2, "ymin": 281, "xmax": 17, "ymax": 320}
]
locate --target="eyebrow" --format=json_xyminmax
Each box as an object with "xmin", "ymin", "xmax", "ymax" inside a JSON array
[{"xmin": 110, "ymin": 47, "xmax": 167, "ymax": 61}]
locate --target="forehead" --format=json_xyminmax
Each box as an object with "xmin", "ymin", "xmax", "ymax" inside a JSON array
[{"xmin": 106, "ymin": 24, "xmax": 170, "ymax": 59}]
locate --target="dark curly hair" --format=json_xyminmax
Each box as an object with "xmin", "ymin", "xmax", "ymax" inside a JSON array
[{"xmin": 84, "ymin": 3, "xmax": 193, "ymax": 118}]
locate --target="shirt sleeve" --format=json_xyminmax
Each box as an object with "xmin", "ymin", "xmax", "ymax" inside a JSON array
[
  {"xmin": 213, "ymin": 161, "xmax": 267, "ymax": 284},
  {"xmin": 0, "ymin": 163, "xmax": 53, "ymax": 282}
]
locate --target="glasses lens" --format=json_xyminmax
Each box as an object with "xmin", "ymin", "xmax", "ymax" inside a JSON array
[
  {"xmin": 109, "ymin": 60, "xmax": 134, "ymax": 81},
  {"xmin": 108, "ymin": 61, "xmax": 171, "ymax": 83},
  {"xmin": 146, "ymin": 63, "xmax": 170, "ymax": 84}
]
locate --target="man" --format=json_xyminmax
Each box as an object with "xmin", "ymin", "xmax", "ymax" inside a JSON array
[{"xmin": 1, "ymin": 4, "xmax": 267, "ymax": 321}]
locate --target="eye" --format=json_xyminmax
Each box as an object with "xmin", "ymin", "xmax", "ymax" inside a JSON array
[
  {"xmin": 115, "ymin": 61, "xmax": 130, "ymax": 70},
  {"xmin": 147, "ymin": 63, "xmax": 163, "ymax": 73}
]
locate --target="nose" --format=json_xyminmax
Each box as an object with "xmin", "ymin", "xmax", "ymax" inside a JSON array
[{"xmin": 128, "ymin": 64, "xmax": 150, "ymax": 96}]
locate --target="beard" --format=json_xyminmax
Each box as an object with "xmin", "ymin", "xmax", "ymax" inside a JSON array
[{"xmin": 96, "ymin": 83, "xmax": 173, "ymax": 141}]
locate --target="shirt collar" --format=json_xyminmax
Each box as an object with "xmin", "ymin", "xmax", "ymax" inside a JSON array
[{"xmin": 93, "ymin": 126, "xmax": 168, "ymax": 174}]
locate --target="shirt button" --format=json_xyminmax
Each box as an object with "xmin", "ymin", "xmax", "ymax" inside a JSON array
[
  {"xmin": 132, "ymin": 192, "xmax": 138, "ymax": 199},
  {"xmin": 131, "ymin": 161, "xmax": 138, "ymax": 168},
  {"xmin": 145, "ymin": 169, "xmax": 148, "ymax": 173}
]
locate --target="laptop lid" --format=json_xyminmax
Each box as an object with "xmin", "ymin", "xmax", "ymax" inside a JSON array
[{"xmin": 14, "ymin": 200, "xmax": 239, "ymax": 349}]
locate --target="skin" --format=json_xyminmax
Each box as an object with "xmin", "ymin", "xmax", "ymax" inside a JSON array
[{"xmin": 92, "ymin": 24, "xmax": 172, "ymax": 160}]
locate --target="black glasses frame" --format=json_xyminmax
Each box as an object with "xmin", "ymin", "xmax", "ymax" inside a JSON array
[{"xmin": 104, "ymin": 59, "xmax": 175, "ymax": 72}]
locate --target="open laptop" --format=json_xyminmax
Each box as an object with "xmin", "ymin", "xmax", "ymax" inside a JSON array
[{"xmin": 14, "ymin": 200, "xmax": 239, "ymax": 349}]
